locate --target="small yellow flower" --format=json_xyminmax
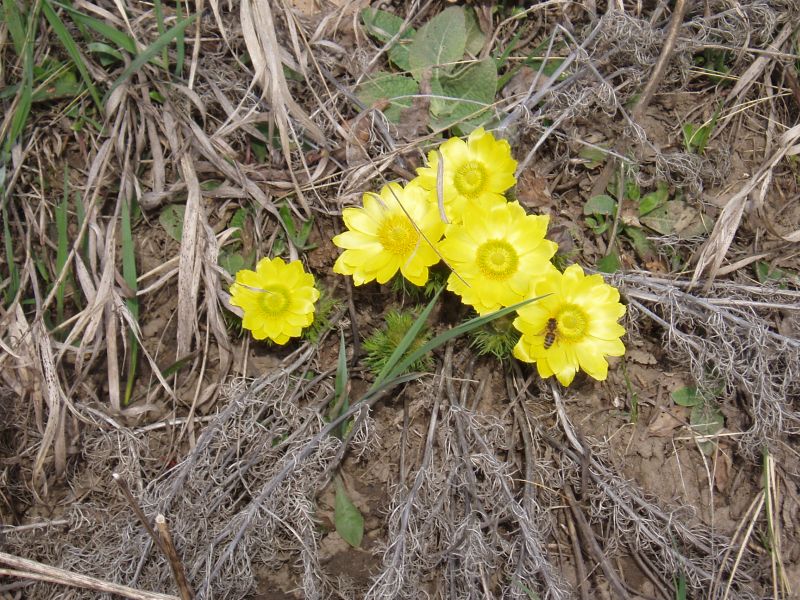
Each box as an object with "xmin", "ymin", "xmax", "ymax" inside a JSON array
[
  {"xmin": 333, "ymin": 182, "xmax": 445, "ymax": 286},
  {"xmin": 512, "ymin": 264, "xmax": 626, "ymax": 386},
  {"xmin": 230, "ymin": 257, "xmax": 320, "ymax": 344},
  {"xmin": 438, "ymin": 201, "xmax": 558, "ymax": 314},
  {"xmin": 414, "ymin": 127, "xmax": 517, "ymax": 223}
]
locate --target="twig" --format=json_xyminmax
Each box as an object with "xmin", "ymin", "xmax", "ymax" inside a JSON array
[
  {"xmin": 0, "ymin": 553, "xmax": 178, "ymax": 600},
  {"xmin": 564, "ymin": 486, "xmax": 631, "ymax": 600},
  {"xmin": 564, "ymin": 504, "xmax": 590, "ymax": 600},
  {"xmin": 155, "ymin": 515, "xmax": 195, "ymax": 600},
  {"xmin": 631, "ymin": 0, "xmax": 687, "ymax": 121}
]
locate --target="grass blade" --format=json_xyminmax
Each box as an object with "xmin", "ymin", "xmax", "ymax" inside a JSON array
[
  {"xmin": 153, "ymin": 0, "xmax": 168, "ymax": 69},
  {"xmin": 55, "ymin": 167, "xmax": 70, "ymax": 325},
  {"xmin": 2, "ymin": 0, "xmax": 26, "ymax": 55},
  {"xmin": 375, "ymin": 295, "xmax": 544, "ymax": 394},
  {"xmin": 121, "ymin": 196, "xmax": 139, "ymax": 405},
  {"xmin": 3, "ymin": 1, "xmax": 39, "ymax": 159},
  {"xmin": 42, "ymin": 0, "xmax": 102, "ymax": 109},
  {"xmin": 330, "ymin": 331, "xmax": 350, "ymax": 438},
  {"xmin": 174, "ymin": 0, "xmax": 186, "ymax": 77},
  {"xmin": 105, "ymin": 14, "xmax": 197, "ymax": 103},
  {"xmin": 52, "ymin": 1, "xmax": 136, "ymax": 54},
  {"xmin": 371, "ymin": 288, "xmax": 442, "ymax": 390}
]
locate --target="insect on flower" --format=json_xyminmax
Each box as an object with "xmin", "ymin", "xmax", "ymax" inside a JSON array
[{"xmin": 542, "ymin": 317, "xmax": 558, "ymax": 350}]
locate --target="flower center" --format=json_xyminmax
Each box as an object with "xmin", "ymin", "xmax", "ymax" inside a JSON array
[
  {"xmin": 377, "ymin": 215, "xmax": 418, "ymax": 256},
  {"xmin": 259, "ymin": 286, "xmax": 290, "ymax": 316},
  {"xmin": 453, "ymin": 160, "xmax": 487, "ymax": 198},
  {"xmin": 475, "ymin": 240, "xmax": 519, "ymax": 281},
  {"xmin": 556, "ymin": 305, "xmax": 588, "ymax": 340}
]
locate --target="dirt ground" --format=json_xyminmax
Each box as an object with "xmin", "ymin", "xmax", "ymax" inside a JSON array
[{"xmin": 2, "ymin": 1, "xmax": 800, "ymax": 599}]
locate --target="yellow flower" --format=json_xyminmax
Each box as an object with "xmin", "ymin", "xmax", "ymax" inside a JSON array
[
  {"xmin": 512, "ymin": 264, "xmax": 626, "ymax": 386},
  {"xmin": 414, "ymin": 127, "xmax": 517, "ymax": 223},
  {"xmin": 229, "ymin": 257, "xmax": 320, "ymax": 344},
  {"xmin": 333, "ymin": 182, "xmax": 445, "ymax": 286},
  {"xmin": 438, "ymin": 201, "xmax": 558, "ymax": 314}
]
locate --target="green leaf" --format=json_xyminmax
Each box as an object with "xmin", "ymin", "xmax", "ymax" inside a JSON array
[
  {"xmin": 105, "ymin": 14, "xmax": 197, "ymax": 102},
  {"xmin": 361, "ymin": 7, "xmax": 406, "ymax": 42},
  {"xmin": 583, "ymin": 194, "xmax": 616, "ymax": 216},
  {"xmin": 3, "ymin": 0, "xmax": 26, "ymax": 56},
  {"xmin": 121, "ymin": 196, "xmax": 139, "ymax": 405},
  {"xmin": 360, "ymin": 7, "xmax": 415, "ymax": 71},
  {"xmin": 42, "ymin": 0, "xmax": 102, "ymax": 109},
  {"xmin": 219, "ymin": 250, "xmax": 245, "ymax": 276},
  {"xmin": 159, "ymin": 204, "xmax": 185, "ymax": 242},
  {"xmin": 330, "ymin": 331, "xmax": 350, "ymax": 439},
  {"xmin": 622, "ymin": 226, "xmax": 656, "ymax": 262},
  {"xmin": 33, "ymin": 68, "xmax": 82, "ymax": 101},
  {"xmin": 671, "ymin": 386, "xmax": 702, "ymax": 407},
  {"xmin": 638, "ymin": 181, "xmax": 669, "ymax": 216},
  {"xmin": 334, "ymin": 480, "xmax": 364, "ymax": 548},
  {"xmin": 88, "ymin": 42, "xmax": 124, "ymax": 66},
  {"xmin": 429, "ymin": 57, "xmax": 497, "ymax": 132},
  {"xmin": 597, "ymin": 253, "xmax": 620, "ymax": 274},
  {"xmin": 356, "ymin": 72, "xmax": 419, "ymax": 123},
  {"xmin": 376, "ymin": 295, "xmax": 543, "ymax": 392},
  {"xmin": 578, "ymin": 146, "xmax": 608, "ymax": 168},
  {"xmin": 54, "ymin": 1, "xmax": 136, "ymax": 54},
  {"xmin": 690, "ymin": 402, "xmax": 724, "ymax": 451},
  {"xmin": 408, "ymin": 6, "xmax": 466, "ymax": 80},
  {"xmin": 463, "ymin": 8, "xmax": 485, "ymax": 56}
]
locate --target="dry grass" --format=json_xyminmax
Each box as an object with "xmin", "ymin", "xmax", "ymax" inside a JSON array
[{"xmin": 1, "ymin": 0, "xmax": 799, "ymax": 598}]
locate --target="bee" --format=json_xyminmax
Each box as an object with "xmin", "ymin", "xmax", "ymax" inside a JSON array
[{"xmin": 543, "ymin": 317, "xmax": 558, "ymax": 349}]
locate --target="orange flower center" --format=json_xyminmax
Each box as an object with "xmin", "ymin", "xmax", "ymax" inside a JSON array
[
  {"xmin": 259, "ymin": 286, "xmax": 290, "ymax": 316},
  {"xmin": 556, "ymin": 305, "xmax": 588, "ymax": 340},
  {"xmin": 453, "ymin": 160, "xmax": 487, "ymax": 198},
  {"xmin": 377, "ymin": 215, "xmax": 418, "ymax": 256},
  {"xmin": 476, "ymin": 240, "xmax": 518, "ymax": 280}
]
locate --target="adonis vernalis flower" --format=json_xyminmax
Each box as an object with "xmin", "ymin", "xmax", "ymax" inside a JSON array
[
  {"xmin": 512, "ymin": 264, "xmax": 626, "ymax": 386},
  {"xmin": 414, "ymin": 127, "xmax": 517, "ymax": 223},
  {"xmin": 333, "ymin": 182, "xmax": 445, "ymax": 286},
  {"xmin": 438, "ymin": 201, "xmax": 558, "ymax": 314},
  {"xmin": 230, "ymin": 257, "xmax": 320, "ymax": 344}
]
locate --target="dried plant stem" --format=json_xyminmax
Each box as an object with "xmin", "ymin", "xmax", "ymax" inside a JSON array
[
  {"xmin": 564, "ymin": 486, "xmax": 631, "ymax": 600},
  {"xmin": 0, "ymin": 553, "xmax": 178, "ymax": 600},
  {"xmin": 155, "ymin": 515, "xmax": 195, "ymax": 600},
  {"xmin": 631, "ymin": 0, "xmax": 687, "ymax": 121}
]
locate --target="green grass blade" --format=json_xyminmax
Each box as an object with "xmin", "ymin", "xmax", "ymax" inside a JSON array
[
  {"xmin": 152, "ymin": 0, "xmax": 168, "ymax": 69},
  {"xmin": 371, "ymin": 288, "xmax": 442, "ymax": 390},
  {"xmin": 55, "ymin": 168, "xmax": 70, "ymax": 325},
  {"xmin": 3, "ymin": 2, "xmax": 39, "ymax": 159},
  {"xmin": 105, "ymin": 14, "xmax": 197, "ymax": 103},
  {"xmin": 380, "ymin": 296, "xmax": 543, "ymax": 391},
  {"xmin": 1, "ymin": 197, "xmax": 19, "ymax": 306},
  {"xmin": 3, "ymin": 0, "xmax": 26, "ymax": 55},
  {"xmin": 174, "ymin": 0, "xmax": 186, "ymax": 77},
  {"xmin": 41, "ymin": 0, "xmax": 103, "ymax": 109},
  {"xmin": 331, "ymin": 331, "xmax": 350, "ymax": 438},
  {"xmin": 52, "ymin": 1, "xmax": 136, "ymax": 54},
  {"xmin": 121, "ymin": 196, "xmax": 139, "ymax": 405}
]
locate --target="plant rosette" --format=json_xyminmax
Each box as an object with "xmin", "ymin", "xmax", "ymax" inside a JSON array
[
  {"xmin": 414, "ymin": 127, "xmax": 517, "ymax": 224},
  {"xmin": 229, "ymin": 257, "xmax": 320, "ymax": 344},
  {"xmin": 438, "ymin": 200, "xmax": 558, "ymax": 314},
  {"xmin": 512, "ymin": 264, "xmax": 626, "ymax": 386},
  {"xmin": 332, "ymin": 182, "xmax": 445, "ymax": 286}
]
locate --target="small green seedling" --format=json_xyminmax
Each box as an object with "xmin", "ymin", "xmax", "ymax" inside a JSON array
[
  {"xmin": 671, "ymin": 385, "xmax": 724, "ymax": 455},
  {"xmin": 358, "ymin": 5, "xmax": 496, "ymax": 132},
  {"xmin": 469, "ymin": 314, "xmax": 519, "ymax": 360},
  {"xmin": 278, "ymin": 203, "xmax": 316, "ymax": 252},
  {"xmin": 334, "ymin": 477, "xmax": 364, "ymax": 547},
  {"xmin": 363, "ymin": 309, "xmax": 433, "ymax": 377},
  {"xmin": 682, "ymin": 106, "xmax": 720, "ymax": 154}
]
